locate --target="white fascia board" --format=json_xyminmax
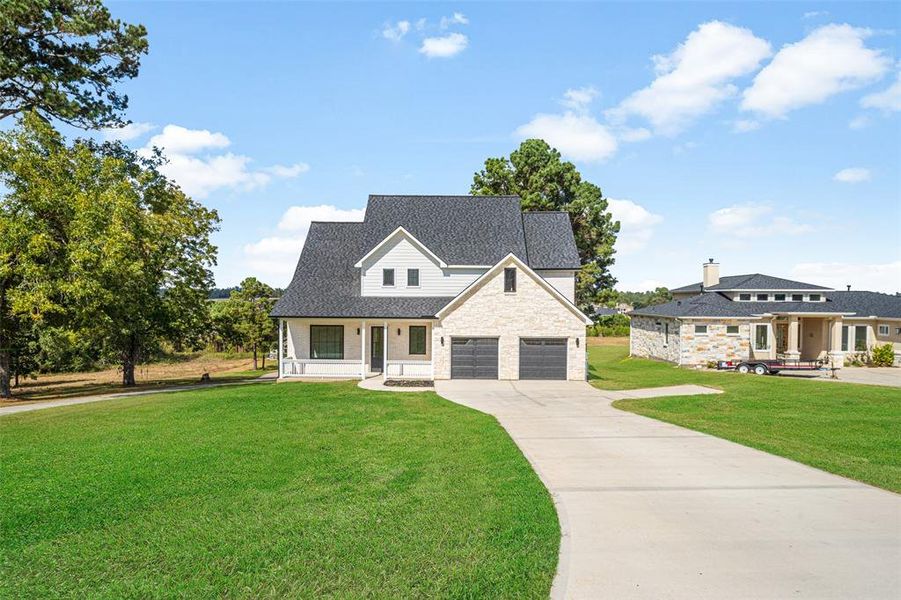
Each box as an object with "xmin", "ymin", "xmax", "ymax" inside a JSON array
[
  {"xmin": 354, "ymin": 226, "xmax": 447, "ymax": 268},
  {"xmin": 436, "ymin": 253, "xmax": 593, "ymax": 325},
  {"xmin": 714, "ymin": 288, "xmax": 834, "ymax": 293},
  {"xmin": 754, "ymin": 311, "xmax": 856, "ymax": 317}
]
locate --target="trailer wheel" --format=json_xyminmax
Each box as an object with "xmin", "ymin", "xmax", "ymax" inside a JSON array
[
  {"xmin": 754, "ymin": 364, "xmax": 768, "ymax": 375},
  {"xmin": 737, "ymin": 363, "xmax": 750, "ymax": 374}
]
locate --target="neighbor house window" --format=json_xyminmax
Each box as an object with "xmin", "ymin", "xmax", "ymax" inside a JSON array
[
  {"xmin": 841, "ymin": 326, "xmax": 849, "ymax": 351},
  {"xmin": 695, "ymin": 325, "xmax": 708, "ymax": 335},
  {"xmin": 310, "ymin": 325, "xmax": 344, "ymax": 359},
  {"xmin": 809, "ymin": 294, "xmax": 821, "ymax": 301},
  {"xmin": 896, "ymin": 327, "xmax": 901, "ymax": 336},
  {"xmin": 877, "ymin": 325, "xmax": 889, "ymax": 336},
  {"xmin": 854, "ymin": 325, "xmax": 867, "ymax": 351},
  {"xmin": 726, "ymin": 325, "xmax": 739, "ymax": 335},
  {"xmin": 791, "ymin": 294, "xmax": 803, "ymax": 301},
  {"xmin": 756, "ymin": 293, "xmax": 769, "ymax": 301},
  {"xmin": 738, "ymin": 293, "xmax": 751, "ymax": 301},
  {"xmin": 774, "ymin": 294, "xmax": 786, "ymax": 301},
  {"xmin": 754, "ymin": 324, "xmax": 769, "ymax": 350},
  {"xmin": 382, "ymin": 268, "xmax": 395, "ymax": 286},
  {"xmin": 409, "ymin": 326, "xmax": 427, "ymax": 355},
  {"xmin": 504, "ymin": 267, "xmax": 516, "ymax": 292},
  {"xmin": 407, "ymin": 268, "xmax": 420, "ymax": 287}
]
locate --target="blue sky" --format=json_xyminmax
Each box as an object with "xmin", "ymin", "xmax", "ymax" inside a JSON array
[{"xmin": 97, "ymin": 1, "xmax": 900, "ymax": 292}]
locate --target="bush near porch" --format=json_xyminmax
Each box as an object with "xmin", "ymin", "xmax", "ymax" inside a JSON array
[
  {"xmin": 1, "ymin": 382, "xmax": 559, "ymax": 598},
  {"xmin": 589, "ymin": 344, "xmax": 901, "ymax": 493}
]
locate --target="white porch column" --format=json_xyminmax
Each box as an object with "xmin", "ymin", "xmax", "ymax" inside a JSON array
[
  {"xmin": 383, "ymin": 320, "xmax": 389, "ymax": 381},
  {"xmin": 786, "ymin": 317, "xmax": 800, "ymax": 359},
  {"xmin": 828, "ymin": 318, "xmax": 844, "ymax": 368},
  {"xmin": 360, "ymin": 321, "xmax": 367, "ymax": 380},
  {"xmin": 278, "ymin": 319, "xmax": 284, "ymax": 379}
]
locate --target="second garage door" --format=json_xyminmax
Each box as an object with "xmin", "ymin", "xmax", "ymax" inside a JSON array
[
  {"xmin": 519, "ymin": 338, "xmax": 567, "ymax": 380},
  {"xmin": 451, "ymin": 337, "xmax": 498, "ymax": 379}
]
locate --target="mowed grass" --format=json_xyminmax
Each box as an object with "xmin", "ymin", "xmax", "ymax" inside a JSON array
[
  {"xmin": 589, "ymin": 344, "xmax": 901, "ymax": 492},
  {"xmin": 0, "ymin": 382, "xmax": 559, "ymax": 598}
]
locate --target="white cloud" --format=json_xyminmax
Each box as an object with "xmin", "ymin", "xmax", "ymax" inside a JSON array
[
  {"xmin": 791, "ymin": 261, "xmax": 901, "ymax": 294},
  {"xmin": 742, "ymin": 24, "xmax": 890, "ymax": 118},
  {"xmin": 848, "ymin": 115, "xmax": 871, "ymax": 129},
  {"xmin": 244, "ymin": 205, "xmax": 365, "ymax": 283},
  {"xmin": 708, "ymin": 204, "xmax": 814, "ymax": 237},
  {"xmin": 101, "ymin": 121, "xmax": 155, "ymax": 142},
  {"xmin": 515, "ymin": 112, "xmax": 618, "ymax": 162},
  {"xmin": 419, "ymin": 32, "xmax": 468, "ymax": 58},
  {"xmin": 833, "ymin": 167, "xmax": 871, "ymax": 183},
  {"xmin": 560, "ymin": 86, "xmax": 599, "ymax": 112},
  {"xmin": 618, "ymin": 127, "xmax": 652, "ymax": 142},
  {"xmin": 382, "ymin": 20, "xmax": 411, "ymax": 42},
  {"xmin": 860, "ymin": 72, "xmax": 901, "ymax": 112},
  {"xmin": 609, "ymin": 21, "xmax": 771, "ymax": 135},
  {"xmin": 607, "ymin": 199, "xmax": 663, "ymax": 254},
  {"xmin": 142, "ymin": 125, "xmax": 307, "ymax": 199},
  {"xmin": 803, "ymin": 11, "xmax": 828, "ymax": 19},
  {"xmin": 440, "ymin": 12, "xmax": 468, "ymax": 29},
  {"xmin": 732, "ymin": 119, "xmax": 760, "ymax": 133}
]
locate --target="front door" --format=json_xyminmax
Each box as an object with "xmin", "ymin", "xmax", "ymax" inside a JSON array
[
  {"xmin": 370, "ymin": 326, "xmax": 384, "ymax": 373},
  {"xmin": 775, "ymin": 323, "xmax": 788, "ymax": 354}
]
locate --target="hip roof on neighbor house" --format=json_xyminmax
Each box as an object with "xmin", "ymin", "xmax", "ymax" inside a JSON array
[{"xmin": 671, "ymin": 273, "xmax": 832, "ymax": 294}]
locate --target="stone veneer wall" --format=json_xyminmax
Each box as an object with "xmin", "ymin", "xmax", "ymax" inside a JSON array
[
  {"xmin": 680, "ymin": 320, "xmax": 751, "ymax": 365},
  {"xmin": 432, "ymin": 258, "xmax": 587, "ymax": 380},
  {"xmin": 630, "ymin": 316, "xmax": 681, "ymax": 363}
]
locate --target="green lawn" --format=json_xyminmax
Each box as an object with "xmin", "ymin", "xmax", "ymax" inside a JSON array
[
  {"xmin": 590, "ymin": 344, "xmax": 901, "ymax": 492},
  {"xmin": 1, "ymin": 382, "xmax": 559, "ymax": 598}
]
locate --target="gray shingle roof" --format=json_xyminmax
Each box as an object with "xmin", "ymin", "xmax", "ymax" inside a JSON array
[
  {"xmin": 271, "ymin": 222, "xmax": 454, "ymax": 318},
  {"xmin": 271, "ymin": 195, "xmax": 582, "ymax": 318},
  {"xmin": 630, "ymin": 290, "xmax": 901, "ymax": 319},
  {"xmin": 522, "ymin": 212, "xmax": 581, "ymax": 269},
  {"xmin": 671, "ymin": 273, "xmax": 831, "ymax": 293}
]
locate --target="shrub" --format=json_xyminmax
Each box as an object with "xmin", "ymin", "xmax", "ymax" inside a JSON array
[
  {"xmin": 870, "ymin": 343, "xmax": 895, "ymax": 367},
  {"xmin": 589, "ymin": 314, "xmax": 630, "ymax": 337}
]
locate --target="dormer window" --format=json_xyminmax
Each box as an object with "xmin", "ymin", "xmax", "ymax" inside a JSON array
[
  {"xmin": 791, "ymin": 294, "xmax": 803, "ymax": 301},
  {"xmin": 756, "ymin": 293, "xmax": 768, "ymax": 301},
  {"xmin": 407, "ymin": 268, "xmax": 419, "ymax": 287},
  {"xmin": 382, "ymin": 268, "xmax": 394, "ymax": 286},
  {"xmin": 738, "ymin": 293, "xmax": 751, "ymax": 301},
  {"xmin": 504, "ymin": 267, "xmax": 517, "ymax": 293},
  {"xmin": 809, "ymin": 294, "xmax": 821, "ymax": 301},
  {"xmin": 774, "ymin": 294, "xmax": 786, "ymax": 301}
]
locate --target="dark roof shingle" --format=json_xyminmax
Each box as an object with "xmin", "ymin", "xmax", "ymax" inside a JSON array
[
  {"xmin": 522, "ymin": 212, "xmax": 581, "ymax": 269},
  {"xmin": 672, "ymin": 273, "xmax": 832, "ymax": 293}
]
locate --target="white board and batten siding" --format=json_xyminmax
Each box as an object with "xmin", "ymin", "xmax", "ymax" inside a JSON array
[
  {"xmin": 360, "ymin": 234, "xmax": 578, "ymax": 301},
  {"xmin": 360, "ymin": 236, "xmax": 484, "ymax": 297}
]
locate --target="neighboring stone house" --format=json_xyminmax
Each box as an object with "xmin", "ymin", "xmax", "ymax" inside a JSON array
[
  {"xmin": 630, "ymin": 260, "xmax": 901, "ymax": 368},
  {"xmin": 271, "ymin": 195, "xmax": 592, "ymax": 381}
]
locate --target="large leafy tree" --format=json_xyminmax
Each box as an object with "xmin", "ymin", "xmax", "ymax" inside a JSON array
[
  {"xmin": 229, "ymin": 277, "xmax": 276, "ymax": 370},
  {"xmin": 472, "ymin": 139, "xmax": 620, "ymax": 309},
  {"xmin": 0, "ymin": 114, "xmax": 219, "ymax": 393},
  {"xmin": 0, "ymin": 0, "xmax": 148, "ymax": 128}
]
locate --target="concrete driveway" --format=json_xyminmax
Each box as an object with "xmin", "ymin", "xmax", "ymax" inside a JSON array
[{"xmin": 435, "ymin": 380, "xmax": 901, "ymax": 599}]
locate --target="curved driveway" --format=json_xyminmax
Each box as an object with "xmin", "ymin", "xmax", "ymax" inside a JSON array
[{"xmin": 435, "ymin": 380, "xmax": 900, "ymax": 599}]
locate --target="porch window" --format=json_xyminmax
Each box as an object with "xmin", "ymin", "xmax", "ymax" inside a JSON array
[
  {"xmin": 407, "ymin": 268, "xmax": 419, "ymax": 287},
  {"xmin": 791, "ymin": 294, "xmax": 803, "ymax": 301},
  {"xmin": 409, "ymin": 326, "xmax": 427, "ymax": 355},
  {"xmin": 726, "ymin": 325, "xmax": 739, "ymax": 335},
  {"xmin": 809, "ymin": 294, "xmax": 821, "ymax": 301},
  {"xmin": 774, "ymin": 294, "xmax": 786, "ymax": 301},
  {"xmin": 504, "ymin": 267, "xmax": 517, "ymax": 293},
  {"xmin": 382, "ymin": 269, "xmax": 395, "ymax": 286},
  {"xmin": 756, "ymin": 293, "xmax": 769, "ymax": 301},
  {"xmin": 310, "ymin": 325, "xmax": 344, "ymax": 359},
  {"xmin": 854, "ymin": 325, "xmax": 867, "ymax": 351},
  {"xmin": 841, "ymin": 326, "xmax": 849, "ymax": 351},
  {"xmin": 754, "ymin": 324, "xmax": 769, "ymax": 350},
  {"xmin": 695, "ymin": 325, "xmax": 707, "ymax": 335},
  {"xmin": 738, "ymin": 293, "xmax": 751, "ymax": 301}
]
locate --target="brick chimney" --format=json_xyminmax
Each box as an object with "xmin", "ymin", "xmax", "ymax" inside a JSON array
[{"xmin": 702, "ymin": 258, "xmax": 720, "ymax": 288}]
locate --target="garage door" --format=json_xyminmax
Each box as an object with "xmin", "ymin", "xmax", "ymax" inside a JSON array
[
  {"xmin": 451, "ymin": 338, "xmax": 498, "ymax": 379},
  {"xmin": 519, "ymin": 338, "xmax": 567, "ymax": 380}
]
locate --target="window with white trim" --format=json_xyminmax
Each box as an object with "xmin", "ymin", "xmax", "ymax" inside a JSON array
[
  {"xmin": 738, "ymin": 293, "xmax": 751, "ymax": 301},
  {"xmin": 726, "ymin": 325, "xmax": 739, "ymax": 335},
  {"xmin": 407, "ymin": 268, "xmax": 419, "ymax": 287},
  {"xmin": 382, "ymin": 268, "xmax": 394, "ymax": 286},
  {"xmin": 878, "ymin": 325, "xmax": 889, "ymax": 336},
  {"xmin": 754, "ymin": 324, "xmax": 769, "ymax": 350},
  {"xmin": 756, "ymin": 293, "xmax": 768, "ymax": 301},
  {"xmin": 774, "ymin": 294, "xmax": 786, "ymax": 301},
  {"xmin": 791, "ymin": 294, "xmax": 803, "ymax": 301},
  {"xmin": 504, "ymin": 267, "xmax": 516, "ymax": 293},
  {"xmin": 808, "ymin": 294, "xmax": 821, "ymax": 301},
  {"xmin": 695, "ymin": 325, "xmax": 708, "ymax": 335}
]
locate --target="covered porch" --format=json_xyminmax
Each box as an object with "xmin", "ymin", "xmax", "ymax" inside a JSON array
[
  {"xmin": 757, "ymin": 313, "xmax": 852, "ymax": 367},
  {"xmin": 277, "ymin": 318, "xmax": 434, "ymax": 380}
]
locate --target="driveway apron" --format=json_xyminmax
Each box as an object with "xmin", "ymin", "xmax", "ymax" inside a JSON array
[{"xmin": 435, "ymin": 380, "xmax": 901, "ymax": 600}]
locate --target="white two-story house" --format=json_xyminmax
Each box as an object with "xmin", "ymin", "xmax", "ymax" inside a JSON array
[{"xmin": 271, "ymin": 195, "xmax": 592, "ymax": 381}]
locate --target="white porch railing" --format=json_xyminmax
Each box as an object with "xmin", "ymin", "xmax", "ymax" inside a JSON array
[
  {"xmin": 281, "ymin": 359, "xmax": 360, "ymax": 378},
  {"xmin": 385, "ymin": 360, "xmax": 432, "ymax": 379}
]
